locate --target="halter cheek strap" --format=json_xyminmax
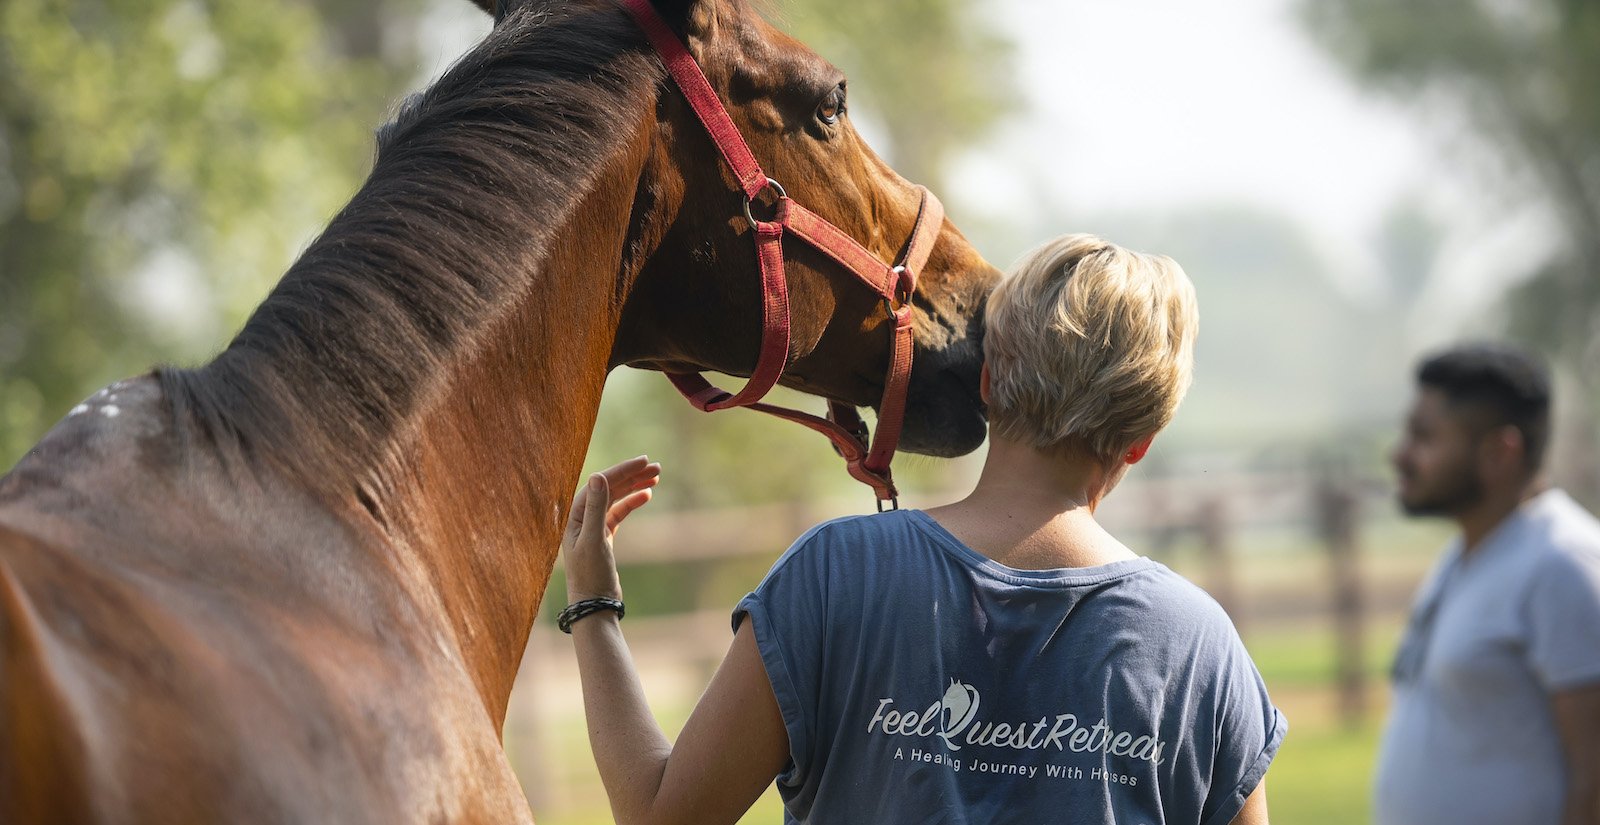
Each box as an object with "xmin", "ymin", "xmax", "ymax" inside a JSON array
[{"xmin": 621, "ymin": 0, "xmax": 945, "ymax": 508}]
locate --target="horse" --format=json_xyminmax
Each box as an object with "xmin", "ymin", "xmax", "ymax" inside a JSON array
[{"xmin": 0, "ymin": 0, "xmax": 1000, "ymax": 820}]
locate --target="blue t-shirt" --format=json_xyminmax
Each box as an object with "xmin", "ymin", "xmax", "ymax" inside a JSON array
[{"xmin": 733, "ymin": 509, "xmax": 1285, "ymax": 825}]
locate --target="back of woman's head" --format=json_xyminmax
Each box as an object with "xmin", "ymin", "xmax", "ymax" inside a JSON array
[{"xmin": 983, "ymin": 233, "xmax": 1199, "ymax": 463}]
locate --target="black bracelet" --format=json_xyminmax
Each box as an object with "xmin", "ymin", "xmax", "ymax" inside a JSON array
[{"xmin": 557, "ymin": 597, "xmax": 625, "ymax": 634}]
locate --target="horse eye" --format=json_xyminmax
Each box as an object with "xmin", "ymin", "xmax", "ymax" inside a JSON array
[{"xmin": 817, "ymin": 85, "xmax": 845, "ymax": 126}]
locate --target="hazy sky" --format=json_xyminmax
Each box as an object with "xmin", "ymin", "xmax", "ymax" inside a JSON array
[
  {"xmin": 946, "ymin": 0, "xmax": 1549, "ymax": 329},
  {"xmin": 419, "ymin": 0, "xmax": 1548, "ymax": 332},
  {"xmin": 954, "ymin": 0, "xmax": 1432, "ymax": 255}
]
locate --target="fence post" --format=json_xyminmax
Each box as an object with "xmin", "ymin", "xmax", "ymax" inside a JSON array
[
  {"xmin": 1197, "ymin": 495, "xmax": 1241, "ymax": 630},
  {"xmin": 1315, "ymin": 462, "xmax": 1367, "ymax": 728}
]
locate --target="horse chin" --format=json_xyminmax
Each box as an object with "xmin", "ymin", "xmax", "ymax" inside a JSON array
[
  {"xmin": 898, "ymin": 390, "xmax": 987, "ymax": 458},
  {"xmin": 896, "ymin": 344, "xmax": 988, "ymax": 459}
]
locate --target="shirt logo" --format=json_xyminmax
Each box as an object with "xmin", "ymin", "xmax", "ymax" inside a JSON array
[
  {"xmin": 940, "ymin": 679, "xmax": 981, "ymax": 742},
  {"xmin": 867, "ymin": 678, "xmax": 1167, "ymax": 765}
]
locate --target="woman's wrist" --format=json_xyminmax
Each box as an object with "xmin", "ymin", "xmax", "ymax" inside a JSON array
[
  {"xmin": 566, "ymin": 569, "xmax": 622, "ymax": 606},
  {"xmin": 566, "ymin": 585, "xmax": 623, "ymax": 605},
  {"xmin": 559, "ymin": 596, "xmax": 625, "ymax": 634}
]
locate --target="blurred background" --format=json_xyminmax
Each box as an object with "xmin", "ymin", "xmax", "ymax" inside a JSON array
[{"xmin": 3, "ymin": 0, "xmax": 1597, "ymax": 821}]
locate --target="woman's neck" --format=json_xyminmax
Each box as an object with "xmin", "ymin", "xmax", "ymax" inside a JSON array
[{"xmin": 926, "ymin": 436, "xmax": 1138, "ymax": 570}]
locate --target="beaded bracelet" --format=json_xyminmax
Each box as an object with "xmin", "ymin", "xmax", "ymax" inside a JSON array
[{"xmin": 557, "ymin": 597, "xmax": 626, "ymax": 634}]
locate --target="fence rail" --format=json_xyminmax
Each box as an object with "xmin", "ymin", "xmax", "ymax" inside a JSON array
[{"xmin": 507, "ymin": 462, "xmax": 1430, "ymax": 817}]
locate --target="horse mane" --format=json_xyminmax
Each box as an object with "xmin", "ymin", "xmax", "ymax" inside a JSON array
[{"xmin": 156, "ymin": 3, "xmax": 660, "ymax": 492}]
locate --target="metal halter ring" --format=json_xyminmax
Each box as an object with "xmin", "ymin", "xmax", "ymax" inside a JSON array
[
  {"xmin": 742, "ymin": 177, "xmax": 788, "ymax": 227},
  {"xmin": 885, "ymin": 264, "xmax": 915, "ymax": 312}
]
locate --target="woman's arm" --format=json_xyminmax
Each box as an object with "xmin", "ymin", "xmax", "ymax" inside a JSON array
[
  {"xmin": 1229, "ymin": 779, "xmax": 1269, "ymax": 825},
  {"xmin": 562, "ymin": 461, "xmax": 790, "ymax": 825}
]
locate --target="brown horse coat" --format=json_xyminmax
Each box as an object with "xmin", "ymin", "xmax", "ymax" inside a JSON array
[{"xmin": 0, "ymin": 0, "xmax": 1000, "ymax": 821}]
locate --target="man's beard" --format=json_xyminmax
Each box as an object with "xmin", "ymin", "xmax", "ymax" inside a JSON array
[{"xmin": 1399, "ymin": 466, "xmax": 1485, "ymax": 517}]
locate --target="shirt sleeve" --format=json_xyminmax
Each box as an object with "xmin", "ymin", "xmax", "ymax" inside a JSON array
[
  {"xmin": 1199, "ymin": 618, "xmax": 1288, "ymax": 825},
  {"xmin": 1525, "ymin": 548, "xmax": 1600, "ymax": 691},
  {"xmin": 731, "ymin": 523, "xmax": 835, "ymax": 794}
]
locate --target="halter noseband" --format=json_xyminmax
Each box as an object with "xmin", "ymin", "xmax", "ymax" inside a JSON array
[{"xmin": 621, "ymin": 0, "xmax": 945, "ymax": 509}]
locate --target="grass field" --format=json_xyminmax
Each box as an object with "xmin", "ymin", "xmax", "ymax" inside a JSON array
[
  {"xmin": 1245, "ymin": 621, "xmax": 1400, "ymax": 825},
  {"xmin": 1268, "ymin": 721, "xmax": 1382, "ymax": 825}
]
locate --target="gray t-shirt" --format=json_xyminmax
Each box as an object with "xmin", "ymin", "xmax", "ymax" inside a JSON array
[
  {"xmin": 733, "ymin": 509, "xmax": 1285, "ymax": 825},
  {"xmin": 1375, "ymin": 488, "xmax": 1600, "ymax": 825}
]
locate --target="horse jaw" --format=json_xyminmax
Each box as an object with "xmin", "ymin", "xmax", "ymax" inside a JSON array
[{"xmin": 900, "ymin": 309, "xmax": 989, "ymax": 458}]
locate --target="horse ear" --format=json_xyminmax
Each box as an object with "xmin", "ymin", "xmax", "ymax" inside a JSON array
[
  {"xmin": 463, "ymin": 0, "xmax": 537, "ymax": 26},
  {"xmin": 464, "ymin": 0, "xmax": 714, "ymax": 33},
  {"xmin": 651, "ymin": 0, "xmax": 718, "ymax": 41}
]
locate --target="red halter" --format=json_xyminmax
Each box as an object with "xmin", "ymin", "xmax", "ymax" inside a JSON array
[{"xmin": 621, "ymin": 0, "xmax": 945, "ymax": 509}]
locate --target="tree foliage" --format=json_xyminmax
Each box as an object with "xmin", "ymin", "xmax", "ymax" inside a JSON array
[
  {"xmin": 0, "ymin": 0, "xmax": 402, "ymax": 467},
  {"xmin": 1302, "ymin": 0, "xmax": 1600, "ymax": 362},
  {"xmin": 1303, "ymin": 0, "xmax": 1600, "ymax": 497}
]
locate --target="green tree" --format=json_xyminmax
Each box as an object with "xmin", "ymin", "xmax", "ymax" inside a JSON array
[
  {"xmin": 0, "ymin": 0, "xmax": 403, "ymax": 468},
  {"xmin": 1302, "ymin": 0, "xmax": 1600, "ymax": 499}
]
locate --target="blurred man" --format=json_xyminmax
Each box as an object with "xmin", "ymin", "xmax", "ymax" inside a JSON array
[{"xmin": 1376, "ymin": 343, "xmax": 1600, "ymax": 825}]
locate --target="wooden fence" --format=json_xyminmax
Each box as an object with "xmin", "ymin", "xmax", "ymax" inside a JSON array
[{"xmin": 504, "ymin": 460, "xmax": 1429, "ymax": 816}]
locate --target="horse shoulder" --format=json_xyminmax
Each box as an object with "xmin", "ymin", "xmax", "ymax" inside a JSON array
[
  {"xmin": 0, "ymin": 530, "xmax": 97, "ymax": 824},
  {"xmin": 0, "ymin": 380, "xmax": 532, "ymax": 823}
]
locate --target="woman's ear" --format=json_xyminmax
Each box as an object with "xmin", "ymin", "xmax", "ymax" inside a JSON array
[
  {"xmin": 979, "ymin": 362, "xmax": 991, "ymax": 407},
  {"xmin": 1124, "ymin": 435, "xmax": 1155, "ymax": 465}
]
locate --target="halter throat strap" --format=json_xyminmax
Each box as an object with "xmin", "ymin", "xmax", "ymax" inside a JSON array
[{"xmin": 621, "ymin": 0, "xmax": 944, "ymax": 506}]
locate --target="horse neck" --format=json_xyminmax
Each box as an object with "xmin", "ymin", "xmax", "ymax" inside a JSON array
[
  {"xmin": 165, "ymin": 24, "xmax": 667, "ymax": 723},
  {"xmin": 380, "ymin": 148, "xmax": 655, "ymax": 724}
]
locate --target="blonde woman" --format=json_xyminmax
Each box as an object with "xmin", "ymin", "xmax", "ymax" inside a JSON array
[{"xmin": 561, "ymin": 234, "xmax": 1283, "ymax": 824}]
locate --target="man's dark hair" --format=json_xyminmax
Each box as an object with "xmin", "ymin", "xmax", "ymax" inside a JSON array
[{"xmin": 1417, "ymin": 342, "xmax": 1552, "ymax": 472}]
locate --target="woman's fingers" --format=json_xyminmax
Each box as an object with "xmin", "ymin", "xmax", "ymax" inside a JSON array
[
  {"xmin": 617, "ymin": 471, "xmax": 660, "ymax": 503},
  {"xmin": 564, "ymin": 476, "xmax": 623, "ymax": 603},
  {"xmin": 563, "ymin": 484, "xmax": 592, "ymax": 539},
  {"xmin": 568, "ymin": 462, "xmax": 659, "ymax": 537},
  {"xmin": 598, "ymin": 456, "xmax": 654, "ymax": 486},
  {"xmin": 606, "ymin": 488, "xmax": 654, "ymax": 533},
  {"xmin": 608, "ymin": 456, "xmax": 658, "ymax": 478},
  {"xmin": 583, "ymin": 473, "xmax": 610, "ymax": 524},
  {"xmin": 602, "ymin": 460, "xmax": 660, "ymax": 498},
  {"xmin": 569, "ymin": 460, "xmax": 657, "ymax": 523},
  {"xmin": 596, "ymin": 461, "xmax": 659, "ymax": 507},
  {"xmin": 560, "ymin": 459, "xmax": 659, "ymax": 604},
  {"xmin": 564, "ymin": 457, "xmax": 660, "ymax": 558}
]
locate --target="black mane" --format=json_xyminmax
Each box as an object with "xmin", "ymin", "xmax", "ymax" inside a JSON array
[{"xmin": 156, "ymin": 3, "xmax": 660, "ymax": 491}]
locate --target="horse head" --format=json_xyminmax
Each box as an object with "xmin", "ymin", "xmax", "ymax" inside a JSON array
[{"xmin": 574, "ymin": 0, "xmax": 1004, "ymax": 460}]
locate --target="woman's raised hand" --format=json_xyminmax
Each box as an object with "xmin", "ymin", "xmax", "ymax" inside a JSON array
[{"xmin": 561, "ymin": 456, "xmax": 662, "ymax": 604}]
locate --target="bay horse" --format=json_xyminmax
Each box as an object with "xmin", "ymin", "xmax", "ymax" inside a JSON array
[{"xmin": 0, "ymin": 0, "xmax": 1000, "ymax": 821}]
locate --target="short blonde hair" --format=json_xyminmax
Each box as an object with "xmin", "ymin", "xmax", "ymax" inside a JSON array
[{"xmin": 983, "ymin": 233, "xmax": 1198, "ymax": 462}]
